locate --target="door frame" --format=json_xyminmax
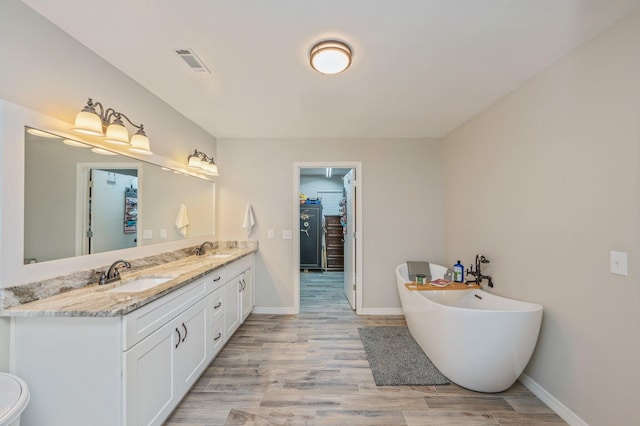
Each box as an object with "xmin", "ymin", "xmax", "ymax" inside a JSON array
[{"xmin": 293, "ymin": 161, "xmax": 363, "ymax": 314}]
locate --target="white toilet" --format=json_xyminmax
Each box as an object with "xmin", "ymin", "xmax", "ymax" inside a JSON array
[{"xmin": 0, "ymin": 373, "xmax": 30, "ymax": 426}]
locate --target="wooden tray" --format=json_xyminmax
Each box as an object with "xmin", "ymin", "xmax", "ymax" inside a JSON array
[{"xmin": 404, "ymin": 282, "xmax": 480, "ymax": 291}]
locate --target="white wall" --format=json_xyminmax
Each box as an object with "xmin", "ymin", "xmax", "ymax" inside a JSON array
[
  {"xmin": 0, "ymin": 0, "xmax": 215, "ymax": 167},
  {"xmin": 0, "ymin": 0, "xmax": 217, "ymax": 372},
  {"xmin": 443, "ymin": 9, "xmax": 640, "ymax": 425},
  {"xmin": 217, "ymin": 138, "xmax": 445, "ymax": 312},
  {"xmin": 300, "ymin": 175, "xmax": 344, "ymax": 199}
]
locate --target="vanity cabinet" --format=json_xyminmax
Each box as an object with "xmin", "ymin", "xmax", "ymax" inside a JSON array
[{"xmin": 11, "ymin": 253, "xmax": 255, "ymax": 426}]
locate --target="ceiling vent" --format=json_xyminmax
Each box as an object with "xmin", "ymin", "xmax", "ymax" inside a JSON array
[{"xmin": 175, "ymin": 49, "xmax": 211, "ymax": 73}]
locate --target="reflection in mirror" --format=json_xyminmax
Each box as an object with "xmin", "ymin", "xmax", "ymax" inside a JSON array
[{"xmin": 24, "ymin": 128, "xmax": 215, "ymax": 264}]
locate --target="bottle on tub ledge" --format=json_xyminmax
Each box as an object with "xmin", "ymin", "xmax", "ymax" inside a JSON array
[{"xmin": 453, "ymin": 260, "xmax": 464, "ymax": 283}]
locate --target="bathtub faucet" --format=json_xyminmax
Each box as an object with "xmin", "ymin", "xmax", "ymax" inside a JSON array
[{"xmin": 465, "ymin": 255, "xmax": 494, "ymax": 288}]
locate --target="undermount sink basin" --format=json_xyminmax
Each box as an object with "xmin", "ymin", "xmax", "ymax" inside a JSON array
[
  {"xmin": 106, "ymin": 275, "xmax": 178, "ymax": 293},
  {"xmin": 208, "ymin": 253, "xmax": 233, "ymax": 259}
]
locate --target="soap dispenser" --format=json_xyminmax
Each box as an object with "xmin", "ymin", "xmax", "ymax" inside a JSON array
[{"xmin": 453, "ymin": 260, "xmax": 464, "ymax": 283}]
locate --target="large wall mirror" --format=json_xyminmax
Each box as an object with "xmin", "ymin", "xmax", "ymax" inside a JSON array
[{"xmin": 24, "ymin": 128, "xmax": 215, "ymax": 264}]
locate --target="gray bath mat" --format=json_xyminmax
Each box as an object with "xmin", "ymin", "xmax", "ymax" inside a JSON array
[{"xmin": 358, "ymin": 327, "xmax": 449, "ymax": 386}]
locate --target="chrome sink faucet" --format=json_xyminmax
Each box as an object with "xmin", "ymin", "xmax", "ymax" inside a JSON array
[
  {"xmin": 465, "ymin": 255, "xmax": 494, "ymax": 288},
  {"xmin": 99, "ymin": 259, "xmax": 132, "ymax": 285},
  {"xmin": 195, "ymin": 241, "xmax": 214, "ymax": 256}
]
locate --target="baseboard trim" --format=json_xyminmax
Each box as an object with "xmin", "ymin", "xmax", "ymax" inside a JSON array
[
  {"xmin": 359, "ymin": 307, "xmax": 404, "ymax": 316},
  {"xmin": 251, "ymin": 307, "xmax": 297, "ymax": 315},
  {"xmin": 519, "ymin": 374, "xmax": 587, "ymax": 426}
]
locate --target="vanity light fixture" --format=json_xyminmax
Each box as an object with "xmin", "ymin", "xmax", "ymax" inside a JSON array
[
  {"xmin": 309, "ymin": 40, "xmax": 352, "ymax": 74},
  {"xmin": 71, "ymin": 98, "xmax": 152, "ymax": 155},
  {"xmin": 187, "ymin": 149, "xmax": 219, "ymax": 176}
]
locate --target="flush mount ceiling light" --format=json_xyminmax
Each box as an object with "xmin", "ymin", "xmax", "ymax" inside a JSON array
[
  {"xmin": 71, "ymin": 98, "xmax": 152, "ymax": 155},
  {"xmin": 309, "ymin": 40, "xmax": 352, "ymax": 74},
  {"xmin": 187, "ymin": 149, "xmax": 219, "ymax": 176}
]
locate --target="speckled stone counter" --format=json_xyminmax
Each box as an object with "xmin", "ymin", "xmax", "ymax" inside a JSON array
[{"xmin": 1, "ymin": 246, "xmax": 256, "ymax": 318}]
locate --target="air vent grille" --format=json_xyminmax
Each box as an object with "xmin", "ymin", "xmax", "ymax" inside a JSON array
[{"xmin": 175, "ymin": 48, "xmax": 211, "ymax": 73}]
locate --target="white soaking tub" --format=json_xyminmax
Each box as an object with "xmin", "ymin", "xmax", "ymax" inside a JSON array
[{"xmin": 395, "ymin": 262, "xmax": 543, "ymax": 393}]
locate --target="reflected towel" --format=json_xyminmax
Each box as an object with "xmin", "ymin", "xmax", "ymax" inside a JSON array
[
  {"xmin": 242, "ymin": 204, "xmax": 256, "ymax": 238},
  {"xmin": 175, "ymin": 204, "xmax": 189, "ymax": 238}
]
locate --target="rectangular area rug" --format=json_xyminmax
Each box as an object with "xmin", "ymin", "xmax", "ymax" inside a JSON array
[{"xmin": 358, "ymin": 326, "xmax": 449, "ymax": 386}]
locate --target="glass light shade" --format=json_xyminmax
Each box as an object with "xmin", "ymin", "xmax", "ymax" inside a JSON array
[
  {"xmin": 104, "ymin": 122, "xmax": 130, "ymax": 145},
  {"xmin": 129, "ymin": 132, "xmax": 152, "ymax": 155},
  {"xmin": 310, "ymin": 40, "xmax": 352, "ymax": 74},
  {"xmin": 27, "ymin": 128, "xmax": 60, "ymax": 138},
  {"xmin": 63, "ymin": 139, "xmax": 90, "ymax": 148},
  {"xmin": 207, "ymin": 161, "xmax": 219, "ymax": 176},
  {"xmin": 71, "ymin": 110, "xmax": 104, "ymax": 136},
  {"xmin": 188, "ymin": 154, "xmax": 202, "ymax": 168},
  {"xmin": 90, "ymin": 147, "xmax": 117, "ymax": 156}
]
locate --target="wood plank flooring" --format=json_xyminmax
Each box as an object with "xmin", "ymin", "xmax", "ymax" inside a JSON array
[{"xmin": 165, "ymin": 272, "xmax": 565, "ymax": 425}]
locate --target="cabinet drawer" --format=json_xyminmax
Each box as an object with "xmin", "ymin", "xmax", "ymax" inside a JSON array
[
  {"xmin": 204, "ymin": 267, "xmax": 226, "ymax": 293},
  {"xmin": 326, "ymin": 236, "xmax": 343, "ymax": 246},
  {"xmin": 209, "ymin": 316, "xmax": 225, "ymax": 359},
  {"xmin": 325, "ymin": 216, "xmax": 341, "ymax": 225},
  {"xmin": 326, "ymin": 227, "xmax": 343, "ymax": 236},
  {"xmin": 123, "ymin": 279, "xmax": 207, "ymax": 350},
  {"xmin": 223, "ymin": 255, "xmax": 252, "ymax": 278},
  {"xmin": 208, "ymin": 287, "xmax": 224, "ymax": 325},
  {"xmin": 326, "ymin": 247, "xmax": 344, "ymax": 257}
]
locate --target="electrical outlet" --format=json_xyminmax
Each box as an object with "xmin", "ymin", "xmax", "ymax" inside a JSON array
[
  {"xmin": 159, "ymin": 229, "xmax": 167, "ymax": 239},
  {"xmin": 267, "ymin": 229, "xmax": 275, "ymax": 239},
  {"xmin": 282, "ymin": 230, "xmax": 292, "ymax": 240},
  {"xmin": 610, "ymin": 251, "xmax": 628, "ymax": 276},
  {"xmin": 143, "ymin": 229, "xmax": 153, "ymax": 240}
]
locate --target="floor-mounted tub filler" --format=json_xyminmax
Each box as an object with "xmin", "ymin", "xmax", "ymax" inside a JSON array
[{"xmin": 395, "ymin": 262, "xmax": 543, "ymax": 393}]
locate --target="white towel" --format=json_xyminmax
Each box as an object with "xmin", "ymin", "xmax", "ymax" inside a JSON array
[
  {"xmin": 242, "ymin": 204, "xmax": 256, "ymax": 238},
  {"xmin": 175, "ymin": 204, "xmax": 189, "ymax": 238}
]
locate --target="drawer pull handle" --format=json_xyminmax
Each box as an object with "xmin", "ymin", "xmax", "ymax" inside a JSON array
[
  {"xmin": 213, "ymin": 332, "xmax": 222, "ymax": 341},
  {"xmin": 181, "ymin": 323, "xmax": 187, "ymax": 342},
  {"xmin": 239, "ymin": 280, "xmax": 243, "ymax": 292},
  {"xmin": 242, "ymin": 279, "xmax": 246, "ymax": 290},
  {"xmin": 213, "ymin": 276, "xmax": 221, "ymax": 282},
  {"xmin": 214, "ymin": 302, "xmax": 222, "ymax": 309},
  {"xmin": 175, "ymin": 328, "xmax": 181, "ymax": 349}
]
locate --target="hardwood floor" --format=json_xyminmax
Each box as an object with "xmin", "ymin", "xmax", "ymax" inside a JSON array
[{"xmin": 166, "ymin": 272, "xmax": 565, "ymax": 425}]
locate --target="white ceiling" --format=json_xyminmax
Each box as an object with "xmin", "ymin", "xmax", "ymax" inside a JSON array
[{"xmin": 21, "ymin": 0, "xmax": 640, "ymax": 139}]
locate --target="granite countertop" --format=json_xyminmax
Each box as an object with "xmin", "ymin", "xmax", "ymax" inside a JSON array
[{"xmin": 2, "ymin": 248, "xmax": 256, "ymax": 318}]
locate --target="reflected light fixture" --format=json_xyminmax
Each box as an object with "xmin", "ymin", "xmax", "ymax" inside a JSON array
[
  {"xmin": 309, "ymin": 40, "xmax": 352, "ymax": 74},
  {"xmin": 71, "ymin": 98, "xmax": 152, "ymax": 155},
  {"xmin": 63, "ymin": 139, "xmax": 90, "ymax": 148},
  {"xmin": 90, "ymin": 147, "xmax": 118, "ymax": 156},
  {"xmin": 187, "ymin": 149, "xmax": 219, "ymax": 176}
]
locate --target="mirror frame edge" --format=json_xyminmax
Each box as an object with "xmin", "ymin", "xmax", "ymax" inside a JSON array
[{"xmin": 0, "ymin": 99, "xmax": 216, "ymax": 288}]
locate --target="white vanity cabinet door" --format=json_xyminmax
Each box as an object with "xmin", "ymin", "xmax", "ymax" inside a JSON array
[
  {"xmin": 241, "ymin": 268, "xmax": 253, "ymax": 322},
  {"xmin": 124, "ymin": 317, "xmax": 177, "ymax": 426},
  {"xmin": 124, "ymin": 297, "xmax": 208, "ymax": 426},
  {"xmin": 174, "ymin": 297, "xmax": 209, "ymax": 393},
  {"xmin": 224, "ymin": 275, "xmax": 242, "ymax": 336}
]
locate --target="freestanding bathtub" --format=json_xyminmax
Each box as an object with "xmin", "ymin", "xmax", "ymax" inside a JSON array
[{"xmin": 396, "ymin": 262, "xmax": 542, "ymax": 393}]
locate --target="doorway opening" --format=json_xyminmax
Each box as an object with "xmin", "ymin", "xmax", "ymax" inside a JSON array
[
  {"xmin": 293, "ymin": 162, "xmax": 362, "ymax": 314},
  {"xmin": 76, "ymin": 163, "xmax": 141, "ymax": 256}
]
